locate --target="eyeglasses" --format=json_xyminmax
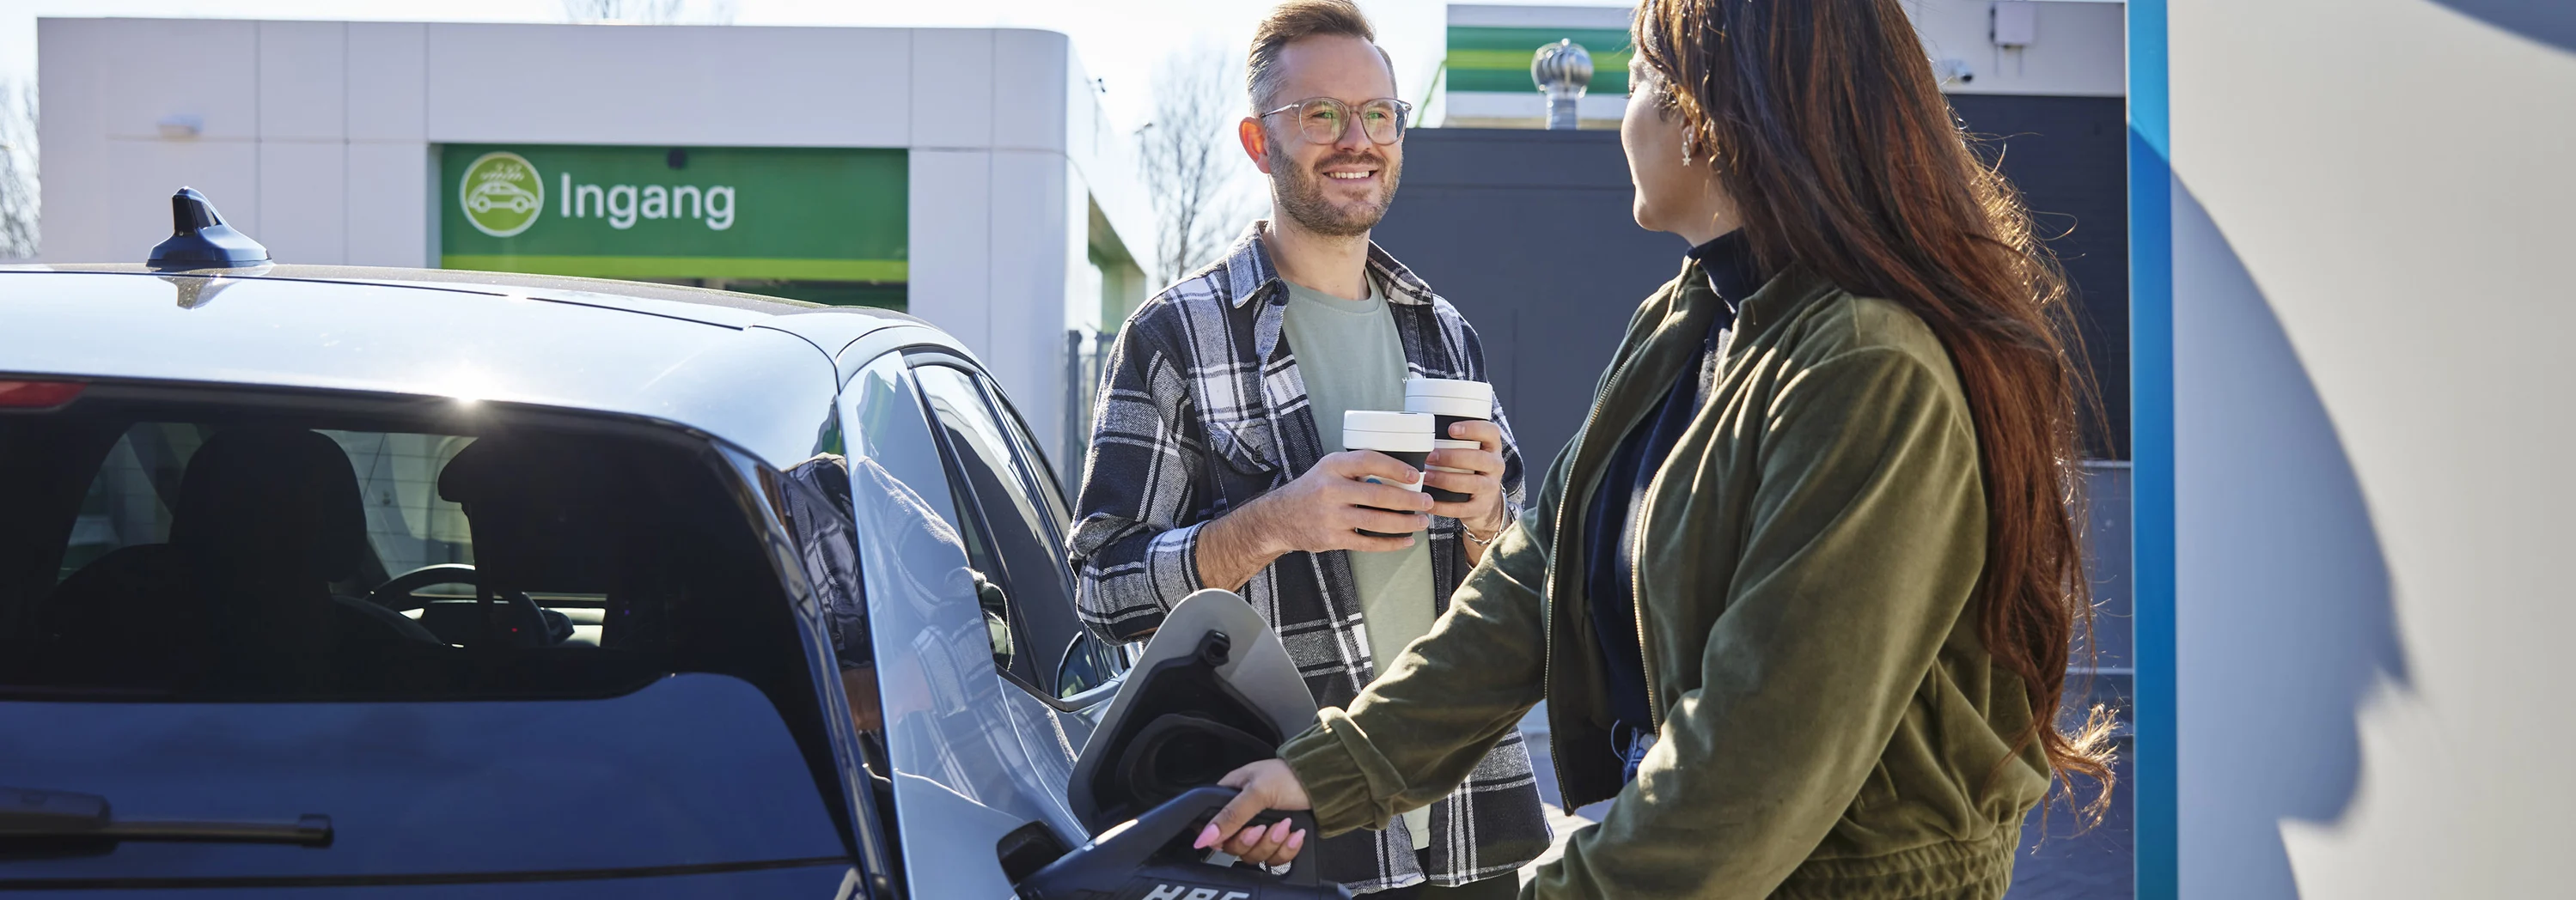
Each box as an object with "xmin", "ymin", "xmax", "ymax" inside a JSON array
[{"xmin": 1258, "ymin": 97, "xmax": 1413, "ymax": 146}]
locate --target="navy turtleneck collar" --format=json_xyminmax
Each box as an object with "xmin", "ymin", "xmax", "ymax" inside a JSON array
[{"xmin": 1685, "ymin": 228, "xmax": 1769, "ymax": 304}]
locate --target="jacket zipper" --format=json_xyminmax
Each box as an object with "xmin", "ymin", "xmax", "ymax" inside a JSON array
[
  {"xmin": 1626, "ymin": 324, "xmax": 1728, "ymax": 737},
  {"xmin": 1627, "ymin": 313, "xmax": 1735, "ymax": 737},
  {"xmin": 1627, "ymin": 484, "xmax": 1663, "ymax": 734}
]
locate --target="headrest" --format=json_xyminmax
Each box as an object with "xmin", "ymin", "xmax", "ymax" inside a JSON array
[
  {"xmin": 437, "ymin": 435, "xmax": 634, "ymax": 593},
  {"xmin": 168, "ymin": 428, "xmax": 369, "ymax": 582}
]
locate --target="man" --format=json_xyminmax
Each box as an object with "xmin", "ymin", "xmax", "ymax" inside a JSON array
[{"xmin": 1066, "ymin": 3, "xmax": 1547, "ymax": 897}]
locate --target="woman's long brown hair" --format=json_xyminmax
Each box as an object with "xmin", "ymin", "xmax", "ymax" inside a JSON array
[{"xmin": 1633, "ymin": 0, "xmax": 2116, "ymax": 819}]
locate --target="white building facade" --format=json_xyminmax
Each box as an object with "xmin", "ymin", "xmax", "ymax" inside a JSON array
[{"xmin": 36, "ymin": 17, "xmax": 1153, "ymax": 479}]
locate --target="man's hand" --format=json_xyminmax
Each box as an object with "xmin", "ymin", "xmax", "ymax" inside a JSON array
[
  {"xmin": 1256, "ymin": 450, "xmax": 1438, "ymax": 553},
  {"xmin": 1194, "ymin": 759, "xmax": 1314, "ymax": 867},
  {"xmin": 1424, "ymin": 420, "xmax": 1510, "ymax": 536},
  {"xmin": 1195, "ymin": 451, "xmax": 1434, "ymax": 589}
]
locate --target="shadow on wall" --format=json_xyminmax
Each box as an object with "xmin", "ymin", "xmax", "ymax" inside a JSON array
[
  {"xmin": 2429, "ymin": 0, "xmax": 2576, "ymax": 52},
  {"xmin": 2170, "ymin": 183, "xmax": 2411, "ymax": 898}
]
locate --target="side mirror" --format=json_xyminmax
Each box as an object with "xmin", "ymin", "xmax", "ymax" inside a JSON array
[
  {"xmin": 1054, "ymin": 633, "xmax": 1126, "ymax": 701},
  {"xmin": 970, "ymin": 569, "xmax": 1013, "ymax": 670}
]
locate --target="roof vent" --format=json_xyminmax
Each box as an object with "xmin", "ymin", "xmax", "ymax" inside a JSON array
[
  {"xmin": 1531, "ymin": 40, "xmax": 1593, "ymax": 131},
  {"xmin": 147, "ymin": 187, "xmax": 270, "ymax": 271}
]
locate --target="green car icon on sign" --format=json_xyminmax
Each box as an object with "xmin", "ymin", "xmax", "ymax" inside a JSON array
[{"xmin": 460, "ymin": 152, "xmax": 544, "ymax": 237}]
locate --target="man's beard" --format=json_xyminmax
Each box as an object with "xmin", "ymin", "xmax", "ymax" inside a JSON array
[{"xmin": 1270, "ymin": 147, "xmax": 1401, "ymax": 238}]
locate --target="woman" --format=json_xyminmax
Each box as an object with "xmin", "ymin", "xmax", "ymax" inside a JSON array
[{"xmin": 1194, "ymin": 0, "xmax": 2114, "ymax": 896}]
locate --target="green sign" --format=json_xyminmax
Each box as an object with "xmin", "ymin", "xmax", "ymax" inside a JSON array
[
  {"xmin": 459, "ymin": 151, "xmax": 545, "ymax": 237},
  {"xmin": 439, "ymin": 144, "xmax": 907, "ymax": 283},
  {"xmin": 1445, "ymin": 27, "xmax": 1633, "ymax": 96}
]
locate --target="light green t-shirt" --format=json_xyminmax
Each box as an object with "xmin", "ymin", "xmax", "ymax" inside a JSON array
[{"xmin": 1279, "ymin": 273, "xmax": 1435, "ymax": 848}]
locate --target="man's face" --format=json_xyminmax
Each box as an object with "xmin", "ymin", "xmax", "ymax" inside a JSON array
[{"xmin": 1252, "ymin": 34, "xmax": 1404, "ymax": 237}]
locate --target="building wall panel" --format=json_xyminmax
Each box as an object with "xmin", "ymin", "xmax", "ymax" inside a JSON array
[
  {"xmin": 2159, "ymin": 1, "xmax": 2576, "ymax": 896},
  {"xmin": 94, "ymin": 19, "xmax": 261, "ymax": 143},
  {"xmin": 34, "ymin": 19, "xmax": 107, "ymax": 261},
  {"xmin": 347, "ymin": 22, "xmax": 428, "ymax": 143},
  {"xmin": 424, "ymin": 23, "xmax": 909, "ymax": 147},
  {"xmin": 907, "ymin": 148, "xmax": 993, "ymax": 355},
  {"xmin": 986, "ymin": 149, "xmax": 1071, "ymax": 458},
  {"xmin": 257, "ymin": 21, "xmax": 346, "ymax": 142},
  {"xmin": 911, "ymin": 29, "xmax": 994, "ymax": 150},
  {"xmin": 257, "ymin": 141, "xmax": 346, "ymax": 265},
  {"xmin": 990, "ymin": 30, "xmax": 1068, "ymax": 155},
  {"xmin": 345, "ymin": 141, "xmax": 434, "ymax": 267}
]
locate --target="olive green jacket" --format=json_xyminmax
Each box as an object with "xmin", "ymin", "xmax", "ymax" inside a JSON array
[{"xmin": 1278, "ymin": 262, "xmax": 2051, "ymax": 899}]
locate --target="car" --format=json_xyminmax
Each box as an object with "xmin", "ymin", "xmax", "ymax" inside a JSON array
[
  {"xmin": 0, "ymin": 190, "xmax": 1156, "ymax": 898},
  {"xmin": 464, "ymin": 179, "xmax": 540, "ymax": 215}
]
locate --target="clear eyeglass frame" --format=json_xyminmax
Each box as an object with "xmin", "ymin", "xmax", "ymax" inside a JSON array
[{"xmin": 1257, "ymin": 97, "xmax": 1414, "ymax": 146}]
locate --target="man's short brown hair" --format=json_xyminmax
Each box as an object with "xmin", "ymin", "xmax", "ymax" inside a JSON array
[{"xmin": 1246, "ymin": 0, "xmax": 1397, "ymax": 113}]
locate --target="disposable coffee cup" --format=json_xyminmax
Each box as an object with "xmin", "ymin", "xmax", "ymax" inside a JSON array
[
  {"xmin": 1426, "ymin": 439, "xmax": 1480, "ymax": 504},
  {"xmin": 1406, "ymin": 378, "xmax": 1495, "ymax": 442},
  {"xmin": 1342, "ymin": 410, "xmax": 1434, "ymax": 539}
]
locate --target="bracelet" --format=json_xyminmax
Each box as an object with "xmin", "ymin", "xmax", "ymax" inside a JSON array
[{"xmin": 1462, "ymin": 519, "xmax": 1505, "ymax": 546}]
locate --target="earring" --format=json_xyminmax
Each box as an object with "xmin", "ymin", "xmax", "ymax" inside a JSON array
[{"xmin": 1680, "ymin": 136, "xmax": 1694, "ymax": 165}]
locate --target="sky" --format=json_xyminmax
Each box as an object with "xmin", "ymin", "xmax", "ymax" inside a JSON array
[{"xmin": 0, "ymin": 0, "xmax": 1612, "ymax": 133}]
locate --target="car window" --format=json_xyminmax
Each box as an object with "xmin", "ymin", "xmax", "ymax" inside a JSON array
[
  {"xmin": 3, "ymin": 404, "xmax": 827, "ymax": 708},
  {"xmin": 0, "ymin": 392, "xmax": 854, "ymax": 882},
  {"xmin": 912, "ymin": 364, "xmax": 1063, "ymax": 691},
  {"xmin": 913, "ymin": 363, "xmax": 1116, "ymax": 700},
  {"xmin": 977, "ymin": 379, "xmax": 1077, "ymax": 538},
  {"xmin": 955, "ymin": 368, "xmax": 1131, "ymax": 697}
]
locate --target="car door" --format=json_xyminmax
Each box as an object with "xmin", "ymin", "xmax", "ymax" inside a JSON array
[
  {"xmin": 833, "ymin": 350, "xmax": 1085, "ymax": 899},
  {"xmin": 906, "ymin": 357, "xmax": 1126, "ymax": 703}
]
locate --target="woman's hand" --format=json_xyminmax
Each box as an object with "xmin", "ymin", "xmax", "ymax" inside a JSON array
[{"xmin": 1194, "ymin": 759, "xmax": 1314, "ymax": 867}]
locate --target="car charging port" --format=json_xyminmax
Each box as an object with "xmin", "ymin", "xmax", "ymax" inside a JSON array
[
  {"xmin": 996, "ymin": 820, "xmax": 1071, "ymax": 886},
  {"xmin": 1069, "ymin": 629, "xmax": 1283, "ymax": 829}
]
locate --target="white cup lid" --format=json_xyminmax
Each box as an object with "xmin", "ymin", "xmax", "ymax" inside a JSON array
[
  {"xmin": 1406, "ymin": 393, "xmax": 1490, "ymax": 419},
  {"xmin": 1404, "ymin": 378, "xmax": 1493, "ymax": 403},
  {"xmin": 1344, "ymin": 410, "xmax": 1433, "ymax": 432},
  {"xmin": 1343, "ymin": 410, "xmax": 1434, "ymax": 452}
]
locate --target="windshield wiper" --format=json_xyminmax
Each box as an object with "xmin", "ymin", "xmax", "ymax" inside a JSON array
[{"xmin": 2, "ymin": 788, "xmax": 331, "ymax": 847}]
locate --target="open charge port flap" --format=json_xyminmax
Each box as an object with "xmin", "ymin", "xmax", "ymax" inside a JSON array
[{"xmin": 1043, "ymin": 590, "xmax": 1341, "ymax": 898}]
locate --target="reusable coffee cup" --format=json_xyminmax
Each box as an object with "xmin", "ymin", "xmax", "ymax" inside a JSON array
[
  {"xmin": 1407, "ymin": 379, "xmax": 1496, "ymax": 504},
  {"xmin": 1426, "ymin": 439, "xmax": 1481, "ymax": 504},
  {"xmin": 1342, "ymin": 410, "xmax": 1434, "ymax": 539}
]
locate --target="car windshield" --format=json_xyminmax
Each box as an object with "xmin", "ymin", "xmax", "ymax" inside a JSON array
[{"xmin": 0, "ymin": 386, "xmax": 852, "ymax": 885}]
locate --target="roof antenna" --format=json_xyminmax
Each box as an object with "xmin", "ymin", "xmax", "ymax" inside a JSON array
[{"xmin": 148, "ymin": 187, "xmax": 270, "ymax": 271}]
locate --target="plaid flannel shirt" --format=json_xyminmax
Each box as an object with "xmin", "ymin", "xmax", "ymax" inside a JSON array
[{"xmin": 1067, "ymin": 222, "xmax": 1550, "ymax": 892}]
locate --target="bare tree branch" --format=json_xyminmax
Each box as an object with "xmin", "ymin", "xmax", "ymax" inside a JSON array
[
  {"xmin": 0, "ymin": 81, "xmax": 38, "ymax": 260},
  {"xmin": 561, "ymin": 0, "xmax": 735, "ymax": 24},
  {"xmin": 1136, "ymin": 42, "xmax": 1260, "ymax": 289}
]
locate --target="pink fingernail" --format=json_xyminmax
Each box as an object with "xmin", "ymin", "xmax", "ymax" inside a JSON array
[
  {"xmin": 1195, "ymin": 824, "xmax": 1220, "ymax": 849},
  {"xmin": 1288, "ymin": 830, "xmax": 1306, "ymax": 850}
]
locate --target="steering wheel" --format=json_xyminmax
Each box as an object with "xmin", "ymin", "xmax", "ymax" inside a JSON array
[
  {"xmin": 369, "ymin": 563, "xmax": 484, "ymax": 611},
  {"xmin": 368, "ymin": 564, "xmax": 571, "ymax": 647}
]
